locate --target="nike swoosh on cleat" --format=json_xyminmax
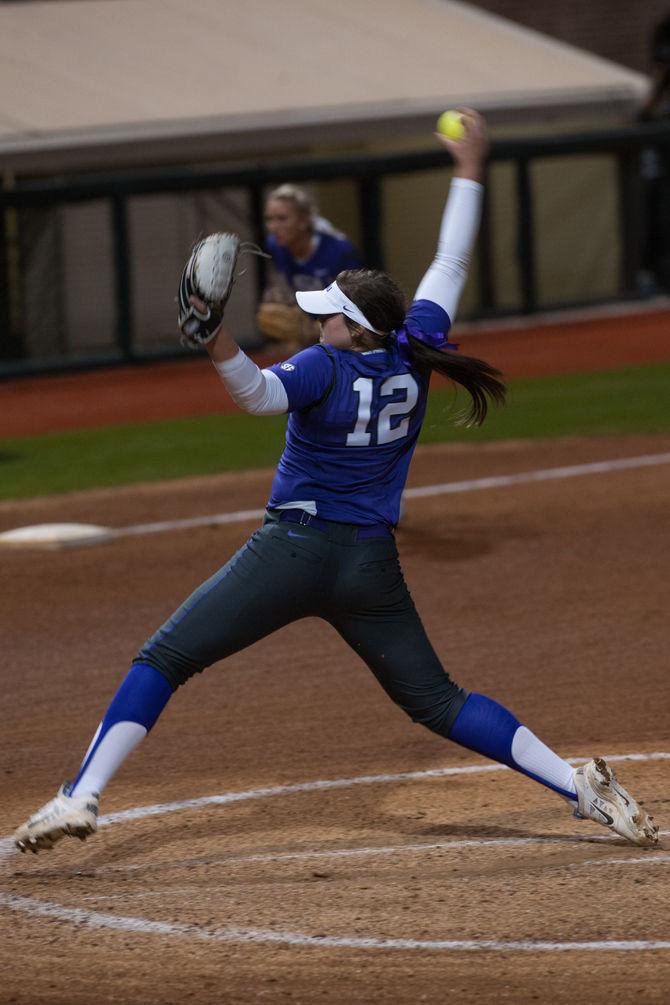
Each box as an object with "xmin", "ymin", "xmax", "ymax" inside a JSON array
[
  {"xmin": 611, "ymin": 784, "xmax": 630, "ymax": 807},
  {"xmin": 591, "ymin": 803, "xmax": 614, "ymax": 826}
]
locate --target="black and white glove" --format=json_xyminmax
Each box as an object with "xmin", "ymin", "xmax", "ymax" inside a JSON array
[{"xmin": 177, "ymin": 232, "xmax": 268, "ymax": 349}]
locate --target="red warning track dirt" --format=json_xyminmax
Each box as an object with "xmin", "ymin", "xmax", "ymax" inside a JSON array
[{"xmin": 2, "ymin": 303, "xmax": 670, "ymax": 438}]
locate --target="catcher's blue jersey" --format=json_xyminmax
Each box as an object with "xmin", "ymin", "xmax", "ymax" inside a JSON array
[
  {"xmin": 267, "ymin": 300, "xmax": 449, "ymax": 527},
  {"xmin": 267, "ymin": 231, "xmax": 362, "ymax": 291}
]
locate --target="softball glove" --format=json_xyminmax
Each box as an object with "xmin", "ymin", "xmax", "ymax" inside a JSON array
[
  {"xmin": 177, "ymin": 233, "xmax": 268, "ymax": 348},
  {"xmin": 256, "ymin": 302, "xmax": 320, "ymax": 347}
]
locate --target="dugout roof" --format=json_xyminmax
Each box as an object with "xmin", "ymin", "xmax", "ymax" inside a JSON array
[{"xmin": 0, "ymin": 0, "xmax": 648, "ymax": 175}]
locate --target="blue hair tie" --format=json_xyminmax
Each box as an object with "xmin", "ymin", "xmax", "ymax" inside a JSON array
[{"xmin": 395, "ymin": 320, "xmax": 459, "ymax": 364}]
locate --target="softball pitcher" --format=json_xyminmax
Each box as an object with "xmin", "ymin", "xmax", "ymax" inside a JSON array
[{"xmin": 14, "ymin": 111, "xmax": 658, "ymax": 853}]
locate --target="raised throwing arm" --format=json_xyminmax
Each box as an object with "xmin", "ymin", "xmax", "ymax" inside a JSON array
[{"xmin": 414, "ymin": 109, "xmax": 488, "ymax": 324}]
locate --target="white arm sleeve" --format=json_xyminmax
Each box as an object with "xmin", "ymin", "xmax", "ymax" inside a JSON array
[
  {"xmin": 212, "ymin": 350, "xmax": 289, "ymax": 415},
  {"xmin": 413, "ymin": 177, "xmax": 483, "ymax": 323}
]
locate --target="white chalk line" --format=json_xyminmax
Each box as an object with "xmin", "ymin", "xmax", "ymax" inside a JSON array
[
  {"xmin": 588, "ymin": 853, "xmax": 670, "ymax": 868},
  {"xmin": 93, "ymin": 834, "xmax": 626, "ymax": 874},
  {"xmin": 1, "ymin": 751, "xmax": 668, "ymax": 953},
  {"xmin": 93, "ymin": 751, "xmax": 670, "ymax": 828},
  {"xmin": 78, "ymin": 888, "xmax": 201, "ymax": 902},
  {"xmin": 109, "ymin": 451, "xmax": 670, "ymax": 540},
  {"xmin": 0, "ymin": 892, "xmax": 668, "ymax": 953},
  {"xmin": 113, "ymin": 507, "xmax": 264, "ymax": 539},
  {"xmin": 403, "ymin": 452, "xmax": 670, "ymax": 500},
  {"xmin": 74, "ymin": 840, "xmax": 670, "ymax": 890}
]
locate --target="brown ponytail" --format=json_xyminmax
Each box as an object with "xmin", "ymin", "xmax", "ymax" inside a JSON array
[
  {"xmin": 337, "ymin": 269, "xmax": 506, "ymax": 427},
  {"xmin": 406, "ymin": 336, "xmax": 506, "ymax": 427}
]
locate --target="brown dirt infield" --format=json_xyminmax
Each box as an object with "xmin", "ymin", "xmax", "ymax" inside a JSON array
[{"xmin": 1, "ymin": 307, "xmax": 669, "ymax": 1003}]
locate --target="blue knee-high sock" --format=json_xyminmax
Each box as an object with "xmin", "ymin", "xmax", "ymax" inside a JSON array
[
  {"xmin": 449, "ymin": 693, "xmax": 576, "ymax": 800},
  {"xmin": 70, "ymin": 662, "xmax": 173, "ymax": 795}
]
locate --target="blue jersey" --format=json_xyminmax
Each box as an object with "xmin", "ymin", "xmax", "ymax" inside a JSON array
[
  {"xmin": 267, "ymin": 300, "xmax": 449, "ymax": 527},
  {"xmin": 267, "ymin": 231, "xmax": 362, "ymax": 292}
]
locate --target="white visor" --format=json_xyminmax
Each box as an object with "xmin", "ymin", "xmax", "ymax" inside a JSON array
[{"xmin": 295, "ymin": 281, "xmax": 384, "ymax": 335}]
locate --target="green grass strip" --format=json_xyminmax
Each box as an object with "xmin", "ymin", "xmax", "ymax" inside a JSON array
[
  {"xmin": 421, "ymin": 360, "xmax": 670, "ymax": 443},
  {"xmin": 1, "ymin": 362, "xmax": 668, "ymax": 501}
]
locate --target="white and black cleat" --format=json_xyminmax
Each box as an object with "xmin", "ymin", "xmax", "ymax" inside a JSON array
[
  {"xmin": 574, "ymin": 758, "xmax": 659, "ymax": 848},
  {"xmin": 13, "ymin": 783, "xmax": 99, "ymax": 854}
]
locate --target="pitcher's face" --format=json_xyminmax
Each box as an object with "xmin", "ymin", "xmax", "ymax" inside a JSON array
[{"xmin": 318, "ymin": 314, "xmax": 355, "ymax": 350}]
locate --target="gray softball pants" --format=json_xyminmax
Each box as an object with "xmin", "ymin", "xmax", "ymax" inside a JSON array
[{"xmin": 134, "ymin": 512, "xmax": 468, "ymax": 737}]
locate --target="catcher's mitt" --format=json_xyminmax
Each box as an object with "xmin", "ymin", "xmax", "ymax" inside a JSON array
[
  {"xmin": 256, "ymin": 302, "xmax": 319, "ymax": 348},
  {"xmin": 177, "ymin": 233, "xmax": 268, "ymax": 349}
]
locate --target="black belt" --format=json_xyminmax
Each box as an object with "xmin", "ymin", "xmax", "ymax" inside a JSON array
[{"xmin": 273, "ymin": 508, "xmax": 393, "ymax": 540}]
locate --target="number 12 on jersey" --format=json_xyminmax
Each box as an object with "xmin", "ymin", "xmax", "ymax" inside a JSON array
[{"xmin": 346, "ymin": 375, "xmax": 419, "ymax": 447}]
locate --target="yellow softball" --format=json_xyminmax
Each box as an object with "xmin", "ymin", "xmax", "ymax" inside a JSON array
[{"xmin": 436, "ymin": 110, "xmax": 465, "ymax": 141}]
